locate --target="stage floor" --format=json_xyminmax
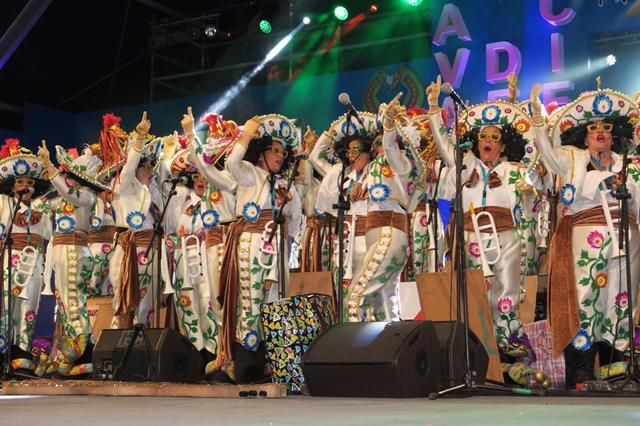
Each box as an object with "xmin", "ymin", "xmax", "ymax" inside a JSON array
[{"xmin": 1, "ymin": 394, "xmax": 639, "ymax": 425}]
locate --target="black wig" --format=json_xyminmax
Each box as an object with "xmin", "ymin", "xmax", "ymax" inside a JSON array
[
  {"xmin": 243, "ymin": 134, "xmax": 292, "ymax": 171},
  {"xmin": 461, "ymin": 123, "xmax": 526, "ymax": 162},
  {"xmin": 0, "ymin": 177, "xmax": 51, "ymax": 198},
  {"xmin": 559, "ymin": 115, "xmax": 634, "ymax": 154},
  {"xmin": 333, "ymin": 134, "xmax": 375, "ymax": 163}
]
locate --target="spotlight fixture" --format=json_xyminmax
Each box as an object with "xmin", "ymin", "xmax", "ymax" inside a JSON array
[
  {"xmin": 204, "ymin": 25, "xmax": 217, "ymax": 38},
  {"xmin": 302, "ymin": 16, "xmax": 311, "ymax": 25},
  {"xmin": 259, "ymin": 19, "xmax": 272, "ymax": 34},
  {"xmin": 334, "ymin": 5, "xmax": 349, "ymax": 21},
  {"xmin": 370, "ymin": 4, "xmax": 378, "ymax": 13},
  {"xmin": 606, "ymin": 54, "xmax": 617, "ymax": 66}
]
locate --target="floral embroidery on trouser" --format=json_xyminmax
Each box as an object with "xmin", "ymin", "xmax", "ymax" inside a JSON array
[
  {"xmin": 109, "ymin": 245, "xmax": 158, "ymax": 327},
  {"xmin": 346, "ymin": 226, "xmax": 406, "ymax": 322},
  {"xmin": 410, "ymin": 208, "xmax": 444, "ymax": 278},
  {"xmin": 332, "ymin": 233, "xmax": 367, "ymax": 317},
  {"xmin": 0, "ymin": 248, "xmax": 43, "ymax": 353},
  {"xmin": 52, "ymin": 244, "xmax": 93, "ymax": 341},
  {"xmin": 88, "ymin": 242, "xmax": 115, "ymax": 296},
  {"xmin": 572, "ymin": 225, "xmax": 640, "ymax": 352},
  {"xmin": 465, "ymin": 229, "xmax": 525, "ymax": 349},
  {"xmin": 173, "ymin": 245, "xmax": 220, "ymax": 355}
]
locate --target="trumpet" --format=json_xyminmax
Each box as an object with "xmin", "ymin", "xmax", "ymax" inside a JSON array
[
  {"xmin": 41, "ymin": 240, "xmax": 54, "ymax": 296},
  {"xmin": 14, "ymin": 245, "xmax": 39, "ymax": 299},
  {"xmin": 160, "ymin": 237, "xmax": 175, "ymax": 295},
  {"xmin": 536, "ymin": 197, "xmax": 551, "ymax": 250},
  {"xmin": 258, "ymin": 220, "xmax": 277, "ymax": 269},
  {"xmin": 469, "ymin": 203, "xmax": 502, "ymax": 278},
  {"xmin": 181, "ymin": 234, "xmax": 202, "ymax": 290},
  {"xmin": 600, "ymin": 190, "xmax": 624, "ymax": 259}
]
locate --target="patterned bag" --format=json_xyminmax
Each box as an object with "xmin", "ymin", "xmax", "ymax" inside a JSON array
[
  {"xmin": 261, "ymin": 294, "xmax": 336, "ymax": 393},
  {"xmin": 523, "ymin": 320, "xmax": 565, "ymax": 389}
]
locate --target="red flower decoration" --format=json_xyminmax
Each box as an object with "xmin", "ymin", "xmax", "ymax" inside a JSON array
[{"xmin": 102, "ymin": 113, "xmax": 122, "ymax": 130}]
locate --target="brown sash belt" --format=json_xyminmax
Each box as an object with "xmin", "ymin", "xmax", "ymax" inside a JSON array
[
  {"xmin": 53, "ymin": 231, "xmax": 88, "ymax": 247},
  {"xmin": 366, "ymin": 211, "xmax": 408, "ymax": 233},
  {"xmin": 549, "ymin": 205, "xmax": 637, "ymax": 355},
  {"xmin": 0, "ymin": 233, "xmax": 44, "ymax": 252},
  {"xmin": 463, "ymin": 206, "xmax": 515, "ymax": 233},
  {"xmin": 205, "ymin": 227, "xmax": 225, "ymax": 248},
  {"xmin": 115, "ymin": 229, "xmax": 157, "ymax": 316},
  {"xmin": 88, "ymin": 226, "xmax": 118, "ymax": 244},
  {"xmin": 345, "ymin": 214, "xmax": 368, "ymax": 237}
]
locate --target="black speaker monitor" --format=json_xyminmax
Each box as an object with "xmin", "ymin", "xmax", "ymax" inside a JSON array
[
  {"xmin": 301, "ymin": 320, "xmax": 441, "ymax": 397},
  {"xmin": 93, "ymin": 328, "xmax": 203, "ymax": 383}
]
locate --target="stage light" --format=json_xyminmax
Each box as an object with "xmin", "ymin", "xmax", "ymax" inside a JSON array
[
  {"xmin": 406, "ymin": 0, "xmax": 424, "ymax": 6},
  {"xmin": 370, "ymin": 4, "xmax": 378, "ymax": 13},
  {"xmin": 334, "ymin": 5, "xmax": 349, "ymax": 21},
  {"xmin": 204, "ymin": 25, "xmax": 217, "ymax": 38},
  {"xmin": 302, "ymin": 16, "xmax": 311, "ymax": 25},
  {"xmin": 606, "ymin": 54, "xmax": 617, "ymax": 66},
  {"xmin": 259, "ymin": 19, "xmax": 272, "ymax": 34}
]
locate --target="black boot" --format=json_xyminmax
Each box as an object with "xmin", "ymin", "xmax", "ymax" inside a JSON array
[
  {"xmin": 232, "ymin": 342, "xmax": 269, "ymax": 384},
  {"xmin": 597, "ymin": 341, "xmax": 626, "ymax": 365},
  {"xmin": 564, "ymin": 346, "xmax": 597, "ymax": 389}
]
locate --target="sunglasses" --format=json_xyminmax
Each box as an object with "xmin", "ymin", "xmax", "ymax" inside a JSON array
[
  {"xmin": 478, "ymin": 132, "xmax": 502, "ymax": 142},
  {"xmin": 586, "ymin": 122, "xmax": 613, "ymax": 133},
  {"xmin": 270, "ymin": 145, "xmax": 288, "ymax": 158},
  {"xmin": 193, "ymin": 174, "xmax": 207, "ymax": 183},
  {"xmin": 15, "ymin": 177, "xmax": 35, "ymax": 186}
]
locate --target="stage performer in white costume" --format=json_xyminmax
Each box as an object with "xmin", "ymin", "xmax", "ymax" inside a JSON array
[
  {"xmin": 427, "ymin": 76, "xmax": 541, "ymax": 362},
  {"xmin": 215, "ymin": 114, "xmax": 302, "ymax": 384},
  {"xmin": 530, "ymin": 81, "xmax": 640, "ymax": 388},
  {"xmin": 108, "ymin": 112, "xmax": 164, "ymax": 328},
  {"xmin": 38, "ymin": 141, "xmax": 109, "ymax": 376},
  {"xmin": 0, "ymin": 139, "xmax": 51, "ymax": 374}
]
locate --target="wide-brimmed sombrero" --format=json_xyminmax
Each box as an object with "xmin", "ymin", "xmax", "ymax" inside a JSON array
[
  {"xmin": 459, "ymin": 101, "xmax": 538, "ymax": 167},
  {"xmin": 550, "ymin": 89, "xmax": 640, "ymax": 147},
  {"xmin": 256, "ymin": 114, "xmax": 302, "ymax": 155},
  {"xmin": 55, "ymin": 145, "xmax": 109, "ymax": 192},
  {"xmin": 0, "ymin": 139, "xmax": 50, "ymax": 197},
  {"xmin": 200, "ymin": 113, "xmax": 240, "ymax": 167}
]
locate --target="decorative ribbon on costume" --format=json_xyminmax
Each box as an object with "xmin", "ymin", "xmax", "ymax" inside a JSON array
[
  {"xmin": 114, "ymin": 229, "xmax": 155, "ymax": 316},
  {"xmin": 548, "ymin": 205, "xmax": 637, "ymax": 355},
  {"xmin": 366, "ymin": 211, "xmax": 408, "ymax": 233},
  {"xmin": 53, "ymin": 231, "xmax": 88, "ymax": 247},
  {"xmin": 218, "ymin": 211, "xmax": 275, "ymax": 363},
  {"xmin": 13, "ymin": 210, "xmax": 43, "ymax": 227},
  {"xmin": 88, "ymin": 226, "xmax": 118, "ymax": 244}
]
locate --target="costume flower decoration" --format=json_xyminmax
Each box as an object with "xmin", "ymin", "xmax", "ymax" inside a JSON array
[
  {"xmin": 242, "ymin": 202, "xmax": 261, "ymax": 223},
  {"xmin": 179, "ymin": 295, "xmax": 192, "ymax": 307},
  {"xmin": 101, "ymin": 244, "xmax": 112, "ymax": 255},
  {"xmin": 90, "ymin": 215, "xmax": 103, "ymax": 230},
  {"xmin": 24, "ymin": 310, "xmax": 36, "ymax": 323},
  {"xmin": 137, "ymin": 252, "xmax": 149, "ymax": 265},
  {"xmin": 514, "ymin": 119, "xmax": 531, "ymax": 134},
  {"xmin": 209, "ymin": 190, "xmax": 223, "ymax": 204},
  {"xmin": 368, "ymin": 183, "xmax": 390, "ymax": 203},
  {"xmin": 201, "ymin": 209, "xmax": 220, "ymax": 229},
  {"xmin": 468, "ymin": 242, "xmax": 481, "ymax": 258},
  {"xmin": 615, "ymin": 291, "xmax": 629, "ymax": 309},
  {"xmin": 572, "ymin": 330, "xmax": 593, "ymax": 351},
  {"xmin": 587, "ymin": 231, "xmax": 604, "ymax": 249},
  {"xmin": 62, "ymin": 203, "xmax": 75, "ymax": 215},
  {"xmin": 243, "ymin": 331, "xmax": 259, "ymax": 351},
  {"xmin": 380, "ymin": 165, "xmax": 394, "ymax": 178},
  {"xmin": 279, "ymin": 121, "xmax": 292, "ymax": 139},
  {"xmin": 560, "ymin": 183, "xmax": 576, "ymax": 206},
  {"xmin": 126, "ymin": 211, "xmax": 146, "ymax": 230},
  {"xmin": 341, "ymin": 120, "xmax": 358, "ymax": 137},
  {"xmin": 56, "ymin": 216, "xmax": 77, "ymax": 233},
  {"xmin": 12, "ymin": 159, "xmax": 30, "ymax": 176},
  {"xmin": 595, "ymin": 272, "xmax": 608, "ymax": 288},
  {"xmin": 512, "ymin": 205, "xmax": 523, "ymax": 225},
  {"xmin": 481, "ymin": 105, "xmax": 501, "ymax": 124},
  {"xmin": 593, "ymin": 94, "xmax": 613, "ymax": 116},
  {"xmin": 497, "ymin": 297, "xmax": 513, "ymax": 314}
]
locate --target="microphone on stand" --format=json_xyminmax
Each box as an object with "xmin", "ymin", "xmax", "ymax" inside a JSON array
[
  {"xmin": 338, "ymin": 92, "xmax": 365, "ymax": 126},
  {"xmin": 163, "ymin": 175, "xmax": 189, "ymax": 185},
  {"xmin": 441, "ymin": 82, "xmax": 468, "ymax": 111}
]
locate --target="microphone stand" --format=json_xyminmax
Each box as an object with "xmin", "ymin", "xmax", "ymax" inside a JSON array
[
  {"xmin": 113, "ymin": 179, "xmax": 179, "ymax": 383},
  {"xmin": 429, "ymin": 99, "xmax": 516, "ymax": 399},
  {"xmin": 428, "ymin": 162, "xmax": 446, "ymax": 272},
  {"xmin": 332, "ymin": 152, "xmax": 350, "ymax": 323},
  {"xmin": 1, "ymin": 192, "xmax": 28, "ymax": 379},
  {"xmin": 612, "ymin": 140, "xmax": 640, "ymax": 388}
]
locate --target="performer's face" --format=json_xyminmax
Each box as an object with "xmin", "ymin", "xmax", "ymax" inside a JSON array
[
  {"xmin": 347, "ymin": 139, "xmax": 369, "ymax": 172},
  {"xmin": 478, "ymin": 126, "xmax": 504, "ymax": 163},
  {"xmin": 193, "ymin": 173, "xmax": 207, "ymax": 197},
  {"xmin": 136, "ymin": 161, "xmax": 153, "ymax": 185},
  {"xmin": 585, "ymin": 121, "xmax": 613, "ymax": 153},
  {"xmin": 13, "ymin": 177, "xmax": 34, "ymax": 202},
  {"xmin": 261, "ymin": 141, "xmax": 286, "ymax": 173}
]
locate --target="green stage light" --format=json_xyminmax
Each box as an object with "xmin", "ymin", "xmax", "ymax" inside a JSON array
[
  {"xmin": 406, "ymin": 0, "xmax": 424, "ymax": 6},
  {"xmin": 334, "ymin": 5, "xmax": 349, "ymax": 21},
  {"xmin": 260, "ymin": 19, "xmax": 272, "ymax": 34}
]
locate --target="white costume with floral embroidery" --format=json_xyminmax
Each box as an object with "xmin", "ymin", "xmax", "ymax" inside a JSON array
[
  {"xmin": 345, "ymin": 128, "xmax": 412, "ymax": 322},
  {"xmin": 108, "ymin": 143, "xmax": 163, "ymax": 326},
  {"xmin": 47, "ymin": 175, "xmax": 96, "ymax": 342},
  {"xmin": 0, "ymin": 195, "xmax": 50, "ymax": 355},
  {"xmin": 431, "ymin": 112, "xmax": 539, "ymax": 350},
  {"xmin": 534, "ymin": 124, "xmax": 640, "ymax": 352},
  {"xmin": 225, "ymin": 143, "xmax": 302, "ymax": 351},
  {"xmin": 87, "ymin": 197, "xmax": 117, "ymax": 297}
]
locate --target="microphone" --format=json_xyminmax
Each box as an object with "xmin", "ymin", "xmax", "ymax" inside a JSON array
[
  {"xmin": 441, "ymin": 82, "xmax": 468, "ymax": 111},
  {"xmin": 338, "ymin": 92, "xmax": 365, "ymax": 126}
]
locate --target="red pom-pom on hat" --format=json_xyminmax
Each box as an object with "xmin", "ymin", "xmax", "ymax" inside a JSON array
[{"xmin": 103, "ymin": 113, "xmax": 122, "ymax": 130}]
